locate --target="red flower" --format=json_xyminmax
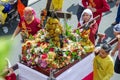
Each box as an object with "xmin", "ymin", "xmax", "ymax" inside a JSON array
[
  {"xmin": 37, "ymin": 42, "xmax": 41, "ymax": 46},
  {"xmin": 22, "ymin": 56, "xmax": 26, "ymax": 61},
  {"xmin": 41, "ymin": 54, "xmax": 47, "ymax": 59},
  {"xmin": 49, "ymin": 48, "xmax": 54, "ymax": 52},
  {"xmin": 26, "ymin": 42, "xmax": 31, "ymax": 48},
  {"xmin": 64, "ymin": 39, "xmax": 68, "ymax": 43}
]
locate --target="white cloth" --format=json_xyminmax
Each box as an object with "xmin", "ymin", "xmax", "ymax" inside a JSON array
[
  {"xmin": 18, "ymin": 63, "xmax": 48, "ymax": 80},
  {"xmin": 79, "ymin": 9, "xmax": 93, "ymax": 26},
  {"xmin": 18, "ymin": 53, "xmax": 95, "ymax": 80}
]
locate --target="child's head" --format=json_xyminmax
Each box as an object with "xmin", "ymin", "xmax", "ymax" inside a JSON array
[
  {"xmin": 80, "ymin": 9, "xmax": 93, "ymax": 24},
  {"xmin": 113, "ymin": 24, "xmax": 120, "ymax": 36},
  {"xmin": 99, "ymin": 43, "xmax": 111, "ymax": 58}
]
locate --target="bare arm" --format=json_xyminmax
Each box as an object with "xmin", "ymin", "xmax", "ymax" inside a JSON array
[
  {"xmin": 111, "ymin": 35, "xmax": 120, "ymax": 56},
  {"xmin": 116, "ymin": 0, "xmax": 120, "ymax": 6},
  {"xmin": 111, "ymin": 42, "xmax": 118, "ymax": 56},
  {"xmin": 11, "ymin": 26, "xmax": 21, "ymax": 40}
]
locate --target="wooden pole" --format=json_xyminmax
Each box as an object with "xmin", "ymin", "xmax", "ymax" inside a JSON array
[
  {"xmin": 108, "ymin": 38, "xmax": 118, "ymax": 45},
  {"xmin": 46, "ymin": 0, "xmax": 52, "ymax": 11}
]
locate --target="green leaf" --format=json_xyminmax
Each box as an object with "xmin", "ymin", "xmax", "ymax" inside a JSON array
[
  {"xmin": 65, "ymin": 51, "xmax": 69, "ymax": 56},
  {"xmin": 49, "ymin": 39, "xmax": 55, "ymax": 47},
  {"xmin": 29, "ymin": 34, "xmax": 34, "ymax": 40},
  {"xmin": 43, "ymin": 47, "xmax": 49, "ymax": 53},
  {"xmin": 72, "ymin": 52, "xmax": 77, "ymax": 56},
  {"xmin": 75, "ymin": 29, "xmax": 80, "ymax": 35}
]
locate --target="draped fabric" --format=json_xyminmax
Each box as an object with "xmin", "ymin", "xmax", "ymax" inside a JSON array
[
  {"xmin": 18, "ymin": 53, "xmax": 95, "ymax": 80},
  {"xmin": 17, "ymin": 0, "xmax": 26, "ymax": 18}
]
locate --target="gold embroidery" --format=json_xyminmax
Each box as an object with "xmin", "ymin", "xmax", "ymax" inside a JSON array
[
  {"xmin": 89, "ymin": 0, "xmax": 96, "ymax": 7},
  {"xmin": 22, "ymin": 22, "xmax": 26, "ymax": 30},
  {"xmin": 21, "ymin": 21, "xmax": 29, "ymax": 37}
]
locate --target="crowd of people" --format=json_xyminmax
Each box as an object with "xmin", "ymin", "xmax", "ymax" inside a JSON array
[
  {"xmin": 80, "ymin": 0, "xmax": 120, "ymax": 80},
  {"xmin": 1, "ymin": 0, "xmax": 120, "ymax": 80}
]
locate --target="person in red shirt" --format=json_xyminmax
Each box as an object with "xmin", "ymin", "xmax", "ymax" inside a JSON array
[
  {"xmin": 12, "ymin": 7, "xmax": 41, "ymax": 39},
  {"xmin": 82, "ymin": 0, "xmax": 110, "ymax": 43},
  {"xmin": 82, "ymin": 0, "xmax": 110, "ymax": 25},
  {"xmin": 78, "ymin": 9, "xmax": 98, "ymax": 44}
]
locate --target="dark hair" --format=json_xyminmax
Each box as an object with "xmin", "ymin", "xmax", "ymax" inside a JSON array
[{"xmin": 101, "ymin": 43, "xmax": 111, "ymax": 53}]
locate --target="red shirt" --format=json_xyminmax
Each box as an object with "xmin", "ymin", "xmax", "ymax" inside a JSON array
[
  {"xmin": 19, "ymin": 17, "xmax": 41, "ymax": 35},
  {"xmin": 78, "ymin": 22, "xmax": 98, "ymax": 44},
  {"xmin": 82, "ymin": 0, "xmax": 110, "ymax": 25}
]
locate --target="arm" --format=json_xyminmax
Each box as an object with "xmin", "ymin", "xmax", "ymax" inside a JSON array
[
  {"xmin": 96, "ymin": 0, "xmax": 110, "ymax": 13},
  {"xmin": 111, "ymin": 35, "xmax": 120, "ymax": 56},
  {"xmin": 94, "ymin": 47, "xmax": 100, "ymax": 56},
  {"xmin": 103, "ymin": 62, "xmax": 114, "ymax": 80},
  {"xmin": 37, "ymin": 23, "xmax": 42, "ymax": 28},
  {"xmin": 82, "ymin": 0, "xmax": 88, "ymax": 8},
  {"xmin": 90, "ymin": 21, "xmax": 98, "ymax": 35},
  {"xmin": 116, "ymin": 0, "xmax": 120, "ymax": 6},
  {"xmin": 111, "ymin": 42, "xmax": 118, "ymax": 56},
  {"xmin": 11, "ymin": 26, "xmax": 21, "ymax": 40}
]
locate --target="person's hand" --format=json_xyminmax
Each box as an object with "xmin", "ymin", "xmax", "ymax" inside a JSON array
[
  {"xmin": 94, "ymin": 48, "xmax": 100, "ymax": 55},
  {"xmin": 87, "ymin": 6, "xmax": 92, "ymax": 9},
  {"xmin": 89, "ymin": 20, "xmax": 96, "ymax": 27},
  {"xmin": 11, "ymin": 36, "xmax": 15, "ymax": 40},
  {"xmin": 116, "ymin": 35, "xmax": 120, "ymax": 41},
  {"xmin": 90, "ymin": 8, "xmax": 97, "ymax": 13},
  {"xmin": 7, "ymin": 68, "xmax": 14, "ymax": 76},
  {"xmin": 116, "ymin": 0, "xmax": 120, "ymax": 6},
  {"xmin": 94, "ymin": 48, "xmax": 99, "ymax": 53}
]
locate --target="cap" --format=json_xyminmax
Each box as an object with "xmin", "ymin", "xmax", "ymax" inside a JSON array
[{"xmin": 101, "ymin": 43, "xmax": 111, "ymax": 53}]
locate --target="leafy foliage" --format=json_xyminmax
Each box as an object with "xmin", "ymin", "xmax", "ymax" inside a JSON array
[{"xmin": 0, "ymin": 37, "xmax": 12, "ymax": 76}]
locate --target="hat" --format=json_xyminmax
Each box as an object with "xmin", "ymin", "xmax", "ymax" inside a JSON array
[
  {"xmin": 101, "ymin": 43, "xmax": 111, "ymax": 53},
  {"xmin": 113, "ymin": 23, "xmax": 120, "ymax": 33}
]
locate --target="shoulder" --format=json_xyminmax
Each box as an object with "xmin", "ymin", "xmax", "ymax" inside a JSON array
[
  {"xmin": 106, "ymin": 55, "xmax": 114, "ymax": 64},
  {"xmin": 18, "ymin": 17, "xmax": 25, "ymax": 26},
  {"xmin": 19, "ymin": 17, "xmax": 25, "ymax": 22},
  {"xmin": 94, "ymin": 55, "xmax": 100, "ymax": 60},
  {"xmin": 34, "ymin": 17, "xmax": 40, "ymax": 23}
]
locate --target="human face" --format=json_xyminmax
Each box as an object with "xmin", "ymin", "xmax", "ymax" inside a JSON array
[
  {"xmin": 24, "ymin": 12, "xmax": 33, "ymax": 22},
  {"xmin": 99, "ymin": 48, "xmax": 108, "ymax": 58},
  {"xmin": 82, "ymin": 13, "xmax": 91, "ymax": 23}
]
